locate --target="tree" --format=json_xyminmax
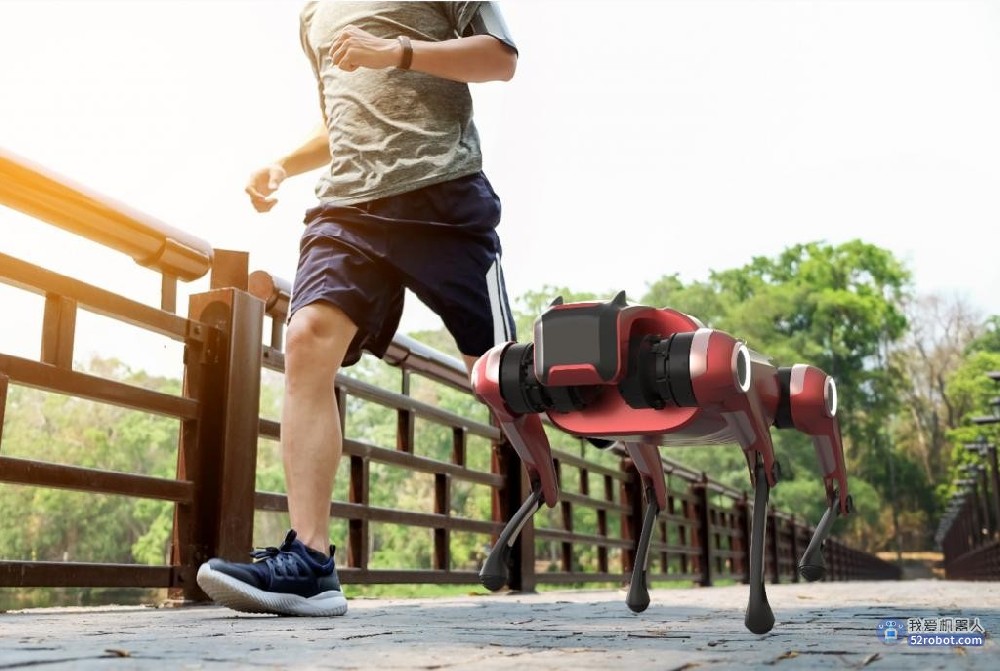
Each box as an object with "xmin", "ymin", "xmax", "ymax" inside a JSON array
[
  {"xmin": 966, "ymin": 315, "xmax": 1000, "ymax": 354},
  {"xmin": 641, "ymin": 240, "xmax": 914, "ymax": 549},
  {"xmin": 891, "ymin": 294, "xmax": 984, "ymax": 480},
  {"xmin": 941, "ymin": 349, "xmax": 1000, "ymax": 507}
]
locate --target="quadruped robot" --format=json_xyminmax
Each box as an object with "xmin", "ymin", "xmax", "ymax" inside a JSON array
[{"xmin": 471, "ymin": 292, "xmax": 854, "ymax": 634}]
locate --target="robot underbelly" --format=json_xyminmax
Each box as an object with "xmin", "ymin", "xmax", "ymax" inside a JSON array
[{"xmin": 550, "ymin": 401, "xmax": 738, "ymax": 445}]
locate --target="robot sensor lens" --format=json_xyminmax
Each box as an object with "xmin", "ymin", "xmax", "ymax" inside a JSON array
[
  {"xmin": 735, "ymin": 344, "xmax": 752, "ymax": 393},
  {"xmin": 824, "ymin": 376, "xmax": 838, "ymax": 417}
]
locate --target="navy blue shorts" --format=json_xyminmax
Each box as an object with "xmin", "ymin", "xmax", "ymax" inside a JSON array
[{"xmin": 290, "ymin": 171, "xmax": 517, "ymax": 367}]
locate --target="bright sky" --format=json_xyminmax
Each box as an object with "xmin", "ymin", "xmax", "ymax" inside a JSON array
[{"xmin": 2, "ymin": 0, "xmax": 999, "ymax": 378}]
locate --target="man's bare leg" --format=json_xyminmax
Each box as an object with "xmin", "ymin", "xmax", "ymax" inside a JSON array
[
  {"xmin": 282, "ymin": 302, "xmax": 359, "ymax": 555},
  {"xmin": 461, "ymin": 354, "xmax": 478, "ymax": 378}
]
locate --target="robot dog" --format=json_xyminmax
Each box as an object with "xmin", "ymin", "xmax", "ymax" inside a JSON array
[{"xmin": 471, "ymin": 292, "xmax": 853, "ymax": 634}]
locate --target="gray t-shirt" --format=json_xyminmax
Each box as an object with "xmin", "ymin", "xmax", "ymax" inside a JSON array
[{"xmin": 299, "ymin": 1, "xmax": 507, "ymax": 206}]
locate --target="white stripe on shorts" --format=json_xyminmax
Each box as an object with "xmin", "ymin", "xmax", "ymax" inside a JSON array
[{"xmin": 485, "ymin": 256, "xmax": 513, "ymax": 345}]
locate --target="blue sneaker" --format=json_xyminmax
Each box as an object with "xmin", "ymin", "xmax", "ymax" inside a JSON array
[{"xmin": 196, "ymin": 529, "xmax": 347, "ymax": 616}]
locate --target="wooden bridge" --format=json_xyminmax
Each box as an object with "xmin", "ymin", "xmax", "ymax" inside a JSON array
[
  {"xmin": 0, "ymin": 148, "xmax": 996, "ymax": 668},
  {"xmin": 2, "ymin": 581, "xmax": 997, "ymax": 669}
]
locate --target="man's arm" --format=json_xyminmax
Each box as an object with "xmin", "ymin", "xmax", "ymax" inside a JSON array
[
  {"xmin": 245, "ymin": 122, "xmax": 330, "ymax": 213},
  {"xmin": 329, "ymin": 26, "xmax": 516, "ymax": 83},
  {"xmin": 275, "ymin": 122, "xmax": 332, "ymax": 177},
  {"xmin": 405, "ymin": 34, "xmax": 516, "ymax": 82}
]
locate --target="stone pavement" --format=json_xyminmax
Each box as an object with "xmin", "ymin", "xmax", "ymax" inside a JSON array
[{"xmin": 0, "ymin": 580, "xmax": 997, "ymax": 670}]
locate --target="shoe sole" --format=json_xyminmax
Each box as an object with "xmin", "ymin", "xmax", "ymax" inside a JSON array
[{"xmin": 196, "ymin": 563, "xmax": 348, "ymax": 616}]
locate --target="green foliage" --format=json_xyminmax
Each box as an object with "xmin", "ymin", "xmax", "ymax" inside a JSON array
[
  {"xmin": 510, "ymin": 285, "xmax": 607, "ymax": 343},
  {"xmin": 0, "ymin": 357, "xmax": 181, "ymax": 609},
  {"xmin": 966, "ymin": 316, "xmax": 1000, "ymax": 354},
  {"xmin": 641, "ymin": 240, "xmax": 916, "ymax": 547},
  {"xmin": 770, "ymin": 478, "xmax": 827, "ymax": 527},
  {"xmin": 646, "ymin": 240, "xmax": 911, "ymax": 429},
  {"xmin": 643, "ymin": 274, "xmax": 729, "ymax": 328},
  {"xmin": 940, "ymin": 350, "xmax": 1000, "ymax": 508},
  {"xmin": 834, "ymin": 478, "xmax": 885, "ymax": 548}
]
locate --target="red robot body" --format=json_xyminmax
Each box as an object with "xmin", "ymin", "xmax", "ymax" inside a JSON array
[{"xmin": 471, "ymin": 292, "xmax": 854, "ymax": 634}]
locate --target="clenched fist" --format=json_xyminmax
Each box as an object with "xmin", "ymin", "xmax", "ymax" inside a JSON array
[{"xmin": 329, "ymin": 24, "xmax": 404, "ymax": 72}]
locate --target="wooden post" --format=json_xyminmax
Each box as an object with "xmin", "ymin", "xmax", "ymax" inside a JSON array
[
  {"xmin": 397, "ymin": 370, "xmax": 414, "ymax": 453},
  {"xmin": 789, "ymin": 514, "xmax": 800, "ymax": 583},
  {"xmin": 493, "ymin": 433, "xmax": 534, "ymax": 592},
  {"xmin": 0, "ymin": 373, "xmax": 7, "ymax": 454},
  {"xmin": 695, "ymin": 476, "xmax": 713, "ymax": 587},
  {"xmin": 768, "ymin": 508, "xmax": 781, "ymax": 584},
  {"xmin": 434, "ymin": 473, "xmax": 450, "ymax": 570},
  {"xmin": 737, "ymin": 492, "xmax": 751, "ymax": 584},
  {"xmin": 620, "ymin": 458, "xmax": 643, "ymax": 581},
  {"xmin": 348, "ymin": 454, "xmax": 369, "ymax": 570},
  {"xmin": 172, "ymin": 286, "xmax": 264, "ymax": 601},
  {"xmin": 598, "ymin": 473, "xmax": 611, "ymax": 574},
  {"xmin": 557, "ymin": 459, "xmax": 573, "ymax": 572}
]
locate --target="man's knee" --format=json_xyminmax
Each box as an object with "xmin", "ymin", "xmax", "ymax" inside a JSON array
[{"xmin": 285, "ymin": 302, "xmax": 358, "ymax": 373}]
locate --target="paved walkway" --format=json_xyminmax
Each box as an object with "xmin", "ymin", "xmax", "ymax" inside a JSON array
[{"xmin": 1, "ymin": 580, "xmax": 997, "ymax": 670}]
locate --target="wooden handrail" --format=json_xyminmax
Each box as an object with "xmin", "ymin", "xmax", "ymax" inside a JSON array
[{"xmin": 0, "ymin": 147, "xmax": 213, "ymax": 281}]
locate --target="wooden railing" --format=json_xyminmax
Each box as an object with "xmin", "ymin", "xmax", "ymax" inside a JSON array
[
  {"xmin": 0, "ymin": 148, "xmax": 901, "ymax": 603},
  {"xmin": 937, "ymin": 436, "xmax": 1000, "ymax": 580}
]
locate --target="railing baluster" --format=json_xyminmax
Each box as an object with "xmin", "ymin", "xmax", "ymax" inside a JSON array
[
  {"xmin": 348, "ymin": 453, "xmax": 369, "ymax": 571},
  {"xmin": 0, "ymin": 373, "xmax": 8, "ymax": 454},
  {"xmin": 41, "ymin": 294, "xmax": 76, "ymax": 369},
  {"xmin": 598, "ymin": 473, "xmax": 610, "ymax": 574},
  {"xmin": 397, "ymin": 371, "xmax": 414, "ymax": 454},
  {"xmin": 768, "ymin": 508, "xmax": 780, "ymax": 584},
  {"xmin": 695, "ymin": 476, "xmax": 712, "ymax": 587},
  {"xmin": 492, "ymin": 432, "xmax": 533, "ymax": 591},
  {"xmin": 161, "ymin": 274, "xmax": 177, "ymax": 314},
  {"xmin": 452, "ymin": 427, "xmax": 466, "ymax": 467},
  {"xmin": 621, "ymin": 458, "xmax": 642, "ymax": 580},
  {"xmin": 556, "ymin": 459, "xmax": 572, "ymax": 572},
  {"xmin": 740, "ymin": 494, "xmax": 752, "ymax": 584},
  {"xmin": 434, "ymin": 472, "xmax": 450, "ymax": 571}
]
